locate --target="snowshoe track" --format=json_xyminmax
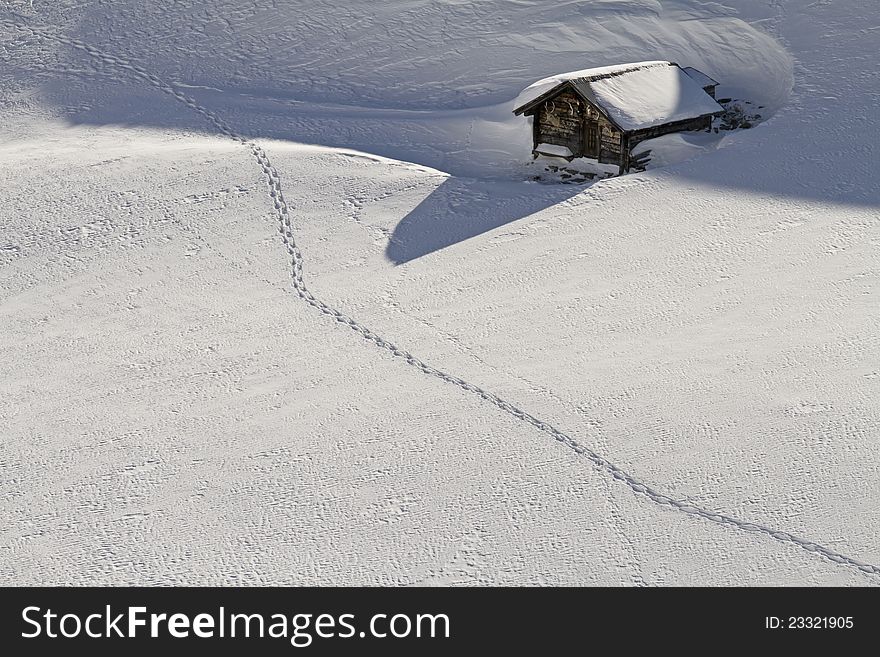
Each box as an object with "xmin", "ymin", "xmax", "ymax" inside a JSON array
[{"xmin": 4, "ymin": 13, "xmax": 879, "ymax": 580}]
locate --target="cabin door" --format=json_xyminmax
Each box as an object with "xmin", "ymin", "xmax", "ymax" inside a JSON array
[{"xmin": 584, "ymin": 121, "xmax": 599, "ymax": 158}]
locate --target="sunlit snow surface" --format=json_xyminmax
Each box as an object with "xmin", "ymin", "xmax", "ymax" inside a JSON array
[{"xmin": 1, "ymin": 1, "xmax": 878, "ymax": 585}]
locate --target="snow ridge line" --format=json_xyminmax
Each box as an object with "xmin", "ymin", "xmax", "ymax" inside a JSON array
[{"xmin": 7, "ymin": 16, "xmax": 879, "ymax": 579}]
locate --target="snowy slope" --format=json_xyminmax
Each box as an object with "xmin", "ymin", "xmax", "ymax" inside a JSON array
[{"xmin": 1, "ymin": 1, "xmax": 878, "ymax": 585}]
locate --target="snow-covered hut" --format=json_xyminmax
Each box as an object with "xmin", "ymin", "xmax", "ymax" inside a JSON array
[{"xmin": 512, "ymin": 61, "xmax": 723, "ymax": 173}]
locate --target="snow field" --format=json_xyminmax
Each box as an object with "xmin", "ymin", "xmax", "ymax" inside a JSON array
[{"xmin": 1, "ymin": 0, "xmax": 878, "ymax": 584}]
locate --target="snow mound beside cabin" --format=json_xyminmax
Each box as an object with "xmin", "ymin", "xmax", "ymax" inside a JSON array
[{"xmin": 631, "ymin": 131, "xmax": 719, "ymax": 169}]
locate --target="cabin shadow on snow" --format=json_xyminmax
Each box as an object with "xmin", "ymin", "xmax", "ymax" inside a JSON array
[
  {"xmin": 34, "ymin": 68, "xmax": 585, "ymax": 263},
  {"xmin": 385, "ymin": 177, "xmax": 581, "ymax": 265}
]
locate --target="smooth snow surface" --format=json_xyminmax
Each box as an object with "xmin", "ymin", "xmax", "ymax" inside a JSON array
[
  {"xmin": 1, "ymin": 1, "xmax": 879, "ymax": 586},
  {"xmin": 631, "ymin": 132, "xmax": 717, "ymax": 168}
]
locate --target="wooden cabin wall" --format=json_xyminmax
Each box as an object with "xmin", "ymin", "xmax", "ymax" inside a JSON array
[
  {"xmin": 534, "ymin": 92, "xmax": 624, "ymax": 163},
  {"xmin": 597, "ymin": 116, "xmax": 622, "ymax": 165},
  {"xmin": 535, "ymin": 90, "xmax": 584, "ymax": 155},
  {"xmin": 530, "ymin": 90, "xmax": 714, "ymax": 169}
]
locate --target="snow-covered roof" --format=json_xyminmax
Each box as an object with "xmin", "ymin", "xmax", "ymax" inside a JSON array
[
  {"xmin": 513, "ymin": 61, "xmax": 723, "ymax": 132},
  {"xmin": 682, "ymin": 66, "xmax": 719, "ymax": 89}
]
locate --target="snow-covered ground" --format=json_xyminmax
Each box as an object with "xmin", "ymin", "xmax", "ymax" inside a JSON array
[{"xmin": 1, "ymin": 1, "xmax": 878, "ymax": 585}]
